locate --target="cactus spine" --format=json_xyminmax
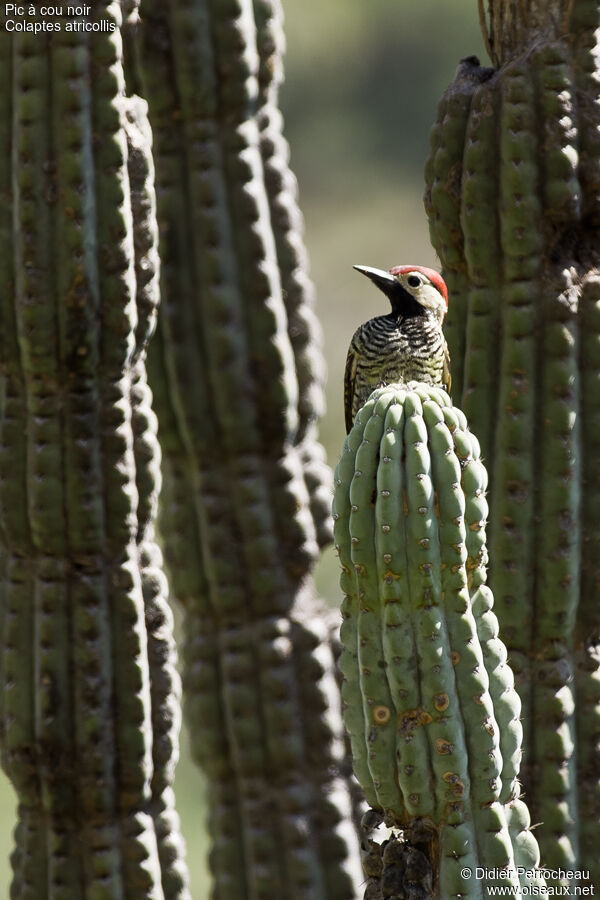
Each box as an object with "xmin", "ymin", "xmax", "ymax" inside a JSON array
[
  {"xmin": 133, "ymin": 0, "xmax": 361, "ymax": 896},
  {"xmin": 424, "ymin": 0, "xmax": 600, "ymax": 882},
  {"xmin": 334, "ymin": 384, "xmax": 541, "ymax": 899},
  {"xmin": 0, "ymin": 3, "xmax": 189, "ymax": 896}
]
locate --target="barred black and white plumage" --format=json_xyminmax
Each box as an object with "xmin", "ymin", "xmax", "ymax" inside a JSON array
[{"xmin": 344, "ymin": 265, "xmax": 451, "ymax": 432}]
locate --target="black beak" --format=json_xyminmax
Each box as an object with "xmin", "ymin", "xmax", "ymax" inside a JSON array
[
  {"xmin": 353, "ymin": 265, "xmax": 398, "ymax": 296},
  {"xmin": 353, "ymin": 264, "xmax": 425, "ymax": 317}
]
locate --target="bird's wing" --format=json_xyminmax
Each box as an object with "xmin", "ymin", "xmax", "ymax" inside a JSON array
[
  {"xmin": 344, "ymin": 343, "xmax": 359, "ymax": 433},
  {"xmin": 443, "ymin": 343, "xmax": 452, "ymax": 395}
]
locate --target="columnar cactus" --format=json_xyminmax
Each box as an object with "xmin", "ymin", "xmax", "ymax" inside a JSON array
[
  {"xmin": 0, "ymin": 3, "xmax": 188, "ymax": 897},
  {"xmin": 334, "ymin": 384, "xmax": 542, "ymax": 899},
  {"xmin": 132, "ymin": 0, "xmax": 361, "ymax": 896},
  {"xmin": 424, "ymin": 0, "xmax": 600, "ymax": 881},
  {"xmin": 253, "ymin": 0, "xmax": 332, "ymax": 547}
]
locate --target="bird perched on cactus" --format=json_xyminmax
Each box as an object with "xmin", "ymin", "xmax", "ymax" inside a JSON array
[{"xmin": 344, "ymin": 265, "xmax": 451, "ymax": 432}]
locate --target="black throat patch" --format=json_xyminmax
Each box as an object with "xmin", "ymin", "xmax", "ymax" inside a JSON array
[{"xmin": 381, "ymin": 281, "xmax": 425, "ymax": 319}]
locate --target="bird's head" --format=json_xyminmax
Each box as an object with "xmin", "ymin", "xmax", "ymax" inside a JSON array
[{"xmin": 353, "ymin": 264, "xmax": 448, "ymax": 323}]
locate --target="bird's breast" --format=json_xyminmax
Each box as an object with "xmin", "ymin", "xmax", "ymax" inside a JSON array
[{"xmin": 353, "ymin": 315, "xmax": 444, "ymax": 356}]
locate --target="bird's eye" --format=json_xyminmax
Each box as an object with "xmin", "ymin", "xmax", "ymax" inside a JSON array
[{"xmin": 407, "ymin": 274, "xmax": 421, "ymax": 288}]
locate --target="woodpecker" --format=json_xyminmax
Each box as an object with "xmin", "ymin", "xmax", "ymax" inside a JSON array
[{"xmin": 344, "ymin": 264, "xmax": 451, "ymax": 432}]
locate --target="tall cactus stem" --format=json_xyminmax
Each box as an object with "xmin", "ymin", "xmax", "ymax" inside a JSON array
[
  {"xmin": 133, "ymin": 1, "xmax": 361, "ymax": 896},
  {"xmin": 0, "ymin": 3, "xmax": 189, "ymax": 895},
  {"xmin": 424, "ymin": 1, "xmax": 600, "ymax": 878},
  {"xmin": 334, "ymin": 385, "xmax": 541, "ymax": 899}
]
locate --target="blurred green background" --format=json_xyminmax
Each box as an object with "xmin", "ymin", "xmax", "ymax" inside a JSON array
[{"xmin": 0, "ymin": 1, "xmax": 485, "ymax": 894}]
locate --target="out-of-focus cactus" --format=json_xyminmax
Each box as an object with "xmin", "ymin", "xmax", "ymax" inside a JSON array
[
  {"xmin": 133, "ymin": 0, "xmax": 361, "ymax": 896},
  {"xmin": 333, "ymin": 384, "xmax": 542, "ymax": 899},
  {"xmin": 253, "ymin": 0, "xmax": 333, "ymax": 548},
  {"xmin": 424, "ymin": 0, "xmax": 600, "ymax": 883},
  {"xmin": 0, "ymin": 3, "xmax": 188, "ymax": 897}
]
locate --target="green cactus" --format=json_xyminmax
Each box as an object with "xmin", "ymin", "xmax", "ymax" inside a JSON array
[
  {"xmin": 253, "ymin": 0, "xmax": 333, "ymax": 548},
  {"xmin": 132, "ymin": 0, "xmax": 361, "ymax": 896},
  {"xmin": 424, "ymin": 0, "xmax": 600, "ymax": 883},
  {"xmin": 0, "ymin": 3, "xmax": 189, "ymax": 897},
  {"xmin": 423, "ymin": 57, "xmax": 496, "ymax": 410},
  {"xmin": 334, "ymin": 384, "xmax": 542, "ymax": 899}
]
